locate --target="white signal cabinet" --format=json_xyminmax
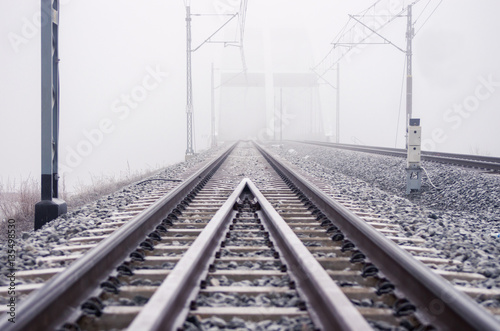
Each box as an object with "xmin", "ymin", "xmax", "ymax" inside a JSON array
[
  {"xmin": 406, "ymin": 119, "xmax": 423, "ymax": 194},
  {"xmin": 408, "ymin": 127, "xmax": 421, "ymax": 146},
  {"xmin": 407, "ymin": 146, "xmax": 421, "ymax": 164}
]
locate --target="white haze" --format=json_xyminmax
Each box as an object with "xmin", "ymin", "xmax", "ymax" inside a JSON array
[{"xmin": 1, "ymin": 0, "xmax": 499, "ymax": 192}]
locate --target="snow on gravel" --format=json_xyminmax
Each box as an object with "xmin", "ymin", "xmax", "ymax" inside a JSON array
[{"xmin": 265, "ymin": 142, "xmax": 500, "ymax": 292}]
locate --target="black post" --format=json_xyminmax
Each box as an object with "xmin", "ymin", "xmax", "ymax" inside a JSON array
[{"xmin": 35, "ymin": 0, "xmax": 67, "ymax": 230}]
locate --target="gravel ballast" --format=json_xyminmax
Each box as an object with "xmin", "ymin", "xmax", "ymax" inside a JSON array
[
  {"xmin": 264, "ymin": 142, "xmax": 500, "ymax": 295},
  {"xmin": 0, "ymin": 146, "xmax": 227, "ymax": 284},
  {"xmin": 2, "ymin": 140, "xmax": 499, "ymax": 324}
]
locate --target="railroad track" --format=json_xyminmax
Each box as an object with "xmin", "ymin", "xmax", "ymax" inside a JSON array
[
  {"xmin": 298, "ymin": 140, "xmax": 500, "ymax": 172},
  {"xmin": 1, "ymin": 142, "xmax": 499, "ymax": 330}
]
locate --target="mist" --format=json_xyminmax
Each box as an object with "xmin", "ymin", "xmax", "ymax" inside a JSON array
[{"xmin": 1, "ymin": 0, "xmax": 499, "ymax": 192}]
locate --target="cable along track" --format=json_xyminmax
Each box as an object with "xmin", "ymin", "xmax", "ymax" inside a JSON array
[{"xmin": 2, "ymin": 142, "xmax": 499, "ymax": 330}]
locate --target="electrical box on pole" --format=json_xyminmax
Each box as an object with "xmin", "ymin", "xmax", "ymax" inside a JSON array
[
  {"xmin": 35, "ymin": 0, "xmax": 67, "ymax": 230},
  {"xmin": 316, "ymin": 3, "xmax": 439, "ymax": 193}
]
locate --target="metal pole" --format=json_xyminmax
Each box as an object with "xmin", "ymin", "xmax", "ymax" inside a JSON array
[
  {"xmin": 405, "ymin": 4, "xmax": 422, "ymax": 194},
  {"xmin": 406, "ymin": 5, "xmax": 413, "ymax": 130},
  {"xmin": 40, "ymin": 0, "xmax": 53, "ymax": 202},
  {"xmin": 336, "ymin": 63, "xmax": 340, "ymax": 143},
  {"xmin": 185, "ymin": 5, "xmax": 195, "ymax": 158},
  {"xmin": 310, "ymin": 87, "xmax": 313, "ymax": 135},
  {"xmin": 52, "ymin": 0, "xmax": 60, "ymax": 198},
  {"xmin": 35, "ymin": 0, "xmax": 66, "ymax": 230},
  {"xmin": 210, "ymin": 62, "xmax": 216, "ymax": 148},
  {"xmin": 273, "ymin": 92, "xmax": 276, "ymax": 141},
  {"xmin": 280, "ymin": 88, "xmax": 283, "ymax": 142}
]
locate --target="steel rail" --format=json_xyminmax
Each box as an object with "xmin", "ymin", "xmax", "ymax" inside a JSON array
[
  {"xmin": 128, "ymin": 179, "xmax": 246, "ymax": 330},
  {"xmin": 256, "ymin": 143, "xmax": 500, "ymax": 331},
  {"xmin": 298, "ymin": 140, "xmax": 500, "ymax": 172},
  {"xmin": 2, "ymin": 143, "xmax": 236, "ymax": 331},
  {"xmin": 301, "ymin": 140, "xmax": 500, "ymax": 163},
  {"xmin": 131, "ymin": 178, "xmax": 371, "ymax": 331},
  {"xmin": 246, "ymin": 180, "xmax": 371, "ymax": 330}
]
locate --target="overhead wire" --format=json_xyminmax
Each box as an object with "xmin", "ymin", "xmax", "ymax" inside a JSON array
[
  {"xmin": 414, "ymin": 0, "xmax": 433, "ymax": 24},
  {"xmin": 313, "ymin": 0, "xmax": 384, "ymax": 71},
  {"xmin": 321, "ymin": 0, "xmax": 428, "ymax": 78},
  {"xmin": 316, "ymin": 2, "xmax": 414, "ymax": 77},
  {"xmin": 185, "ymin": 0, "xmax": 248, "ymax": 150},
  {"xmin": 414, "ymin": 0, "xmax": 444, "ymax": 36}
]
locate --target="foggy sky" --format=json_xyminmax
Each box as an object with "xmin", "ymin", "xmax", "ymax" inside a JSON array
[{"xmin": 1, "ymin": 0, "xmax": 499, "ymax": 191}]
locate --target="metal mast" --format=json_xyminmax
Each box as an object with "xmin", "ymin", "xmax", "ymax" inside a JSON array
[
  {"xmin": 185, "ymin": 5, "xmax": 195, "ymax": 158},
  {"xmin": 35, "ymin": 0, "xmax": 67, "ymax": 230},
  {"xmin": 280, "ymin": 88, "xmax": 283, "ymax": 142},
  {"xmin": 405, "ymin": 4, "xmax": 422, "ymax": 194},
  {"xmin": 336, "ymin": 63, "xmax": 340, "ymax": 143},
  {"xmin": 406, "ymin": 5, "xmax": 414, "ymax": 127},
  {"xmin": 211, "ymin": 62, "xmax": 216, "ymax": 148},
  {"xmin": 273, "ymin": 93, "xmax": 277, "ymax": 141}
]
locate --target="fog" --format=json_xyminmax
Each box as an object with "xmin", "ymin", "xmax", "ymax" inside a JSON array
[{"xmin": 1, "ymin": 0, "xmax": 499, "ymax": 192}]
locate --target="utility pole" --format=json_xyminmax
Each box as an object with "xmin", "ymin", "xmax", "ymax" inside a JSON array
[
  {"xmin": 184, "ymin": 6, "xmax": 242, "ymax": 156},
  {"xmin": 337, "ymin": 5, "xmax": 422, "ymax": 193},
  {"xmin": 406, "ymin": 5, "xmax": 413, "ymax": 127},
  {"xmin": 35, "ymin": 0, "xmax": 67, "ymax": 230},
  {"xmin": 405, "ymin": 4, "xmax": 422, "ymax": 194},
  {"xmin": 273, "ymin": 93, "xmax": 277, "ymax": 141},
  {"xmin": 185, "ymin": 5, "xmax": 195, "ymax": 159},
  {"xmin": 280, "ymin": 88, "xmax": 283, "ymax": 142},
  {"xmin": 336, "ymin": 63, "xmax": 340, "ymax": 143},
  {"xmin": 210, "ymin": 62, "xmax": 216, "ymax": 148},
  {"xmin": 309, "ymin": 87, "xmax": 313, "ymax": 135}
]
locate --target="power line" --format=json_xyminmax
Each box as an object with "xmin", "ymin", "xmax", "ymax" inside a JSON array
[
  {"xmin": 314, "ymin": 1, "xmax": 387, "ymax": 71},
  {"xmin": 414, "ymin": 0, "xmax": 433, "ymax": 24},
  {"xmin": 314, "ymin": 0, "xmax": 383, "ymax": 69},
  {"xmin": 314, "ymin": 3, "xmax": 411, "ymax": 77},
  {"xmin": 414, "ymin": 0, "xmax": 444, "ymax": 36},
  {"xmin": 314, "ymin": 0, "xmax": 426, "ymax": 77}
]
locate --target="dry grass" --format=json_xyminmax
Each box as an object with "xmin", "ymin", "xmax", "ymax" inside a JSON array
[
  {"xmin": 0, "ymin": 177, "xmax": 40, "ymax": 238},
  {"xmin": 469, "ymin": 145, "xmax": 491, "ymax": 156},
  {"xmin": 0, "ymin": 167, "xmax": 161, "ymax": 236},
  {"xmin": 66, "ymin": 168, "xmax": 159, "ymax": 209}
]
